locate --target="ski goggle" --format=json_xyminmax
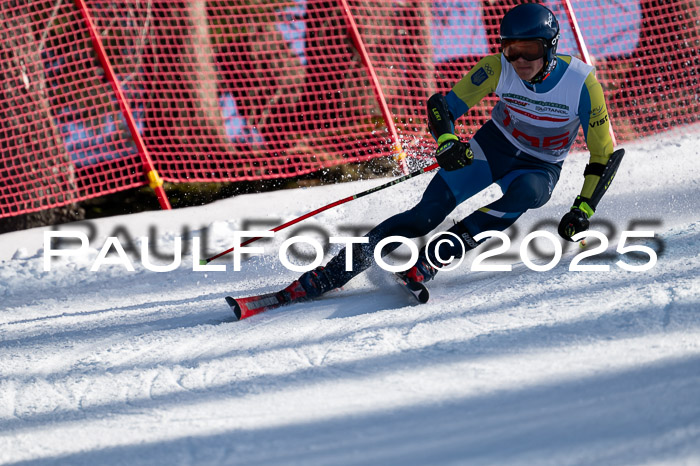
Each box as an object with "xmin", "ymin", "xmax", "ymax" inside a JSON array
[{"xmin": 501, "ymin": 39, "xmax": 546, "ymax": 62}]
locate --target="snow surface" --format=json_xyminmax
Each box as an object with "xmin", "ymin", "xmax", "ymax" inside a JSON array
[{"xmin": 1, "ymin": 128, "xmax": 699, "ymax": 465}]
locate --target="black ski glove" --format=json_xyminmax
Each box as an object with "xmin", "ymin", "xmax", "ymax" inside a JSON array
[
  {"xmin": 558, "ymin": 196, "xmax": 594, "ymax": 242},
  {"xmin": 435, "ymin": 135, "xmax": 473, "ymax": 171}
]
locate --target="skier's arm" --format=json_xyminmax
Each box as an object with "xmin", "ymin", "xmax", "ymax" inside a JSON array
[
  {"xmin": 427, "ymin": 93, "xmax": 474, "ymax": 171},
  {"xmin": 559, "ymin": 71, "xmax": 617, "ymax": 241},
  {"xmin": 426, "ymin": 55, "xmax": 502, "ymax": 171},
  {"xmin": 428, "ymin": 54, "xmax": 502, "ymax": 139},
  {"xmin": 446, "ymin": 54, "xmax": 502, "ymax": 122},
  {"xmin": 577, "ymin": 71, "xmax": 615, "ymax": 214}
]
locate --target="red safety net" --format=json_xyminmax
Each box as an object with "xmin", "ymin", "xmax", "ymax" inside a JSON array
[
  {"xmin": 1, "ymin": 0, "xmax": 699, "ymax": 219},
  {"xmin": 0, "ymin": 1, "xmax": 145, "ymax": 219}
]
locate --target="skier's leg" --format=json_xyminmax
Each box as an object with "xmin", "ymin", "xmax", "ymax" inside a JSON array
[
  {"xmin": 298, "ymin": 156, "xmax": 495, "ymax": 296},
  {"xmin": 425, "ymin": 170, "xmax": 557, "ymax": 266},
  {"xmin": 399, "ymin": 121, "xmax": 564, "ymax": 283},
  {"xmin": 299, "ymin": 173, "xmax": 457, "ymax": 296},
  {"xmin": 296, "ymin": 122, "xmax": 507, "ymax": 296}
]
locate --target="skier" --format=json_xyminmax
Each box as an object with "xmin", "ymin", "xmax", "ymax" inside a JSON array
[{"xmin": 241, "ymin": 3, "xmax": 622, "ymax": 311}]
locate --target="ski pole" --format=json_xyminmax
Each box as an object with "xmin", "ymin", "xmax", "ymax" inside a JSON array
[{"xmin": 202, "ymin": 162, "xmax": 440, "ymax": 264}]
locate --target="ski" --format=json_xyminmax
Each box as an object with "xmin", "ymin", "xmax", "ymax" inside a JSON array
[
  {"xmin": 226, "ymin": 272, "xmax": 429, "ymax": 322},
  {"xmin": 225, "ymin": 280, "xmax": 308, "ymax": 321},
  {"xmin": 225, "ymin": 293, "xmax": 283, "ymax": 321},
  {"xmin": 393, "ymin": 272, "xmax": 430, "ymax": 304}
]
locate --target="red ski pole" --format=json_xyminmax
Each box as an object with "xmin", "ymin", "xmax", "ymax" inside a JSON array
[{"xmin": 202, "ymin": 162, "xmax": 439, "ymax": 264}]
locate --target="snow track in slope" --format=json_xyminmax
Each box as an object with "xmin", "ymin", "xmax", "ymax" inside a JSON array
[{"xmin": 1, "ymin": 129, "xmax": 699, "ymax": 465}]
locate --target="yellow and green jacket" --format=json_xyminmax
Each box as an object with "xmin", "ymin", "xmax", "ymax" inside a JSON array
[{"xmin": 446, "ymin": 54, "xmax": 614, "ymax": 200}]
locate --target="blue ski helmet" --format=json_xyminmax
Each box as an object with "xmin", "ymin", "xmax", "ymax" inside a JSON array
[{"xmin": 500, "ymin": 3, "xmax": 560, "ymax": 83}]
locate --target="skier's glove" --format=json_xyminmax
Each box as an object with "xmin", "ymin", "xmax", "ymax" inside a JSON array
[
  {"xmin": 435, "ymin": 134, "xmax": 473, "ymax": 171},
  {"xmin": 558, "ymin": 196, "xmax": 594, "ymax": 242}
]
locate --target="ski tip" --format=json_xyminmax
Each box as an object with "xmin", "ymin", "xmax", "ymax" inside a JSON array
[
  {"xmin": 406, "ymin": 281, "xmax": 430, "ymax": 304},
  {"xmin": 224, "ymin": 296, "xmax": 242, "ymax": 321},
  {"xmin": 199, "ymin": 259, "xmax": 208, "ymax": 266}
]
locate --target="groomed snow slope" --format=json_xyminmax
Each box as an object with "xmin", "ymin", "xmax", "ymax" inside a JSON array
[{"xmin": 1, "ymin": 128, "xmax": 699, "ymax": 465}]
